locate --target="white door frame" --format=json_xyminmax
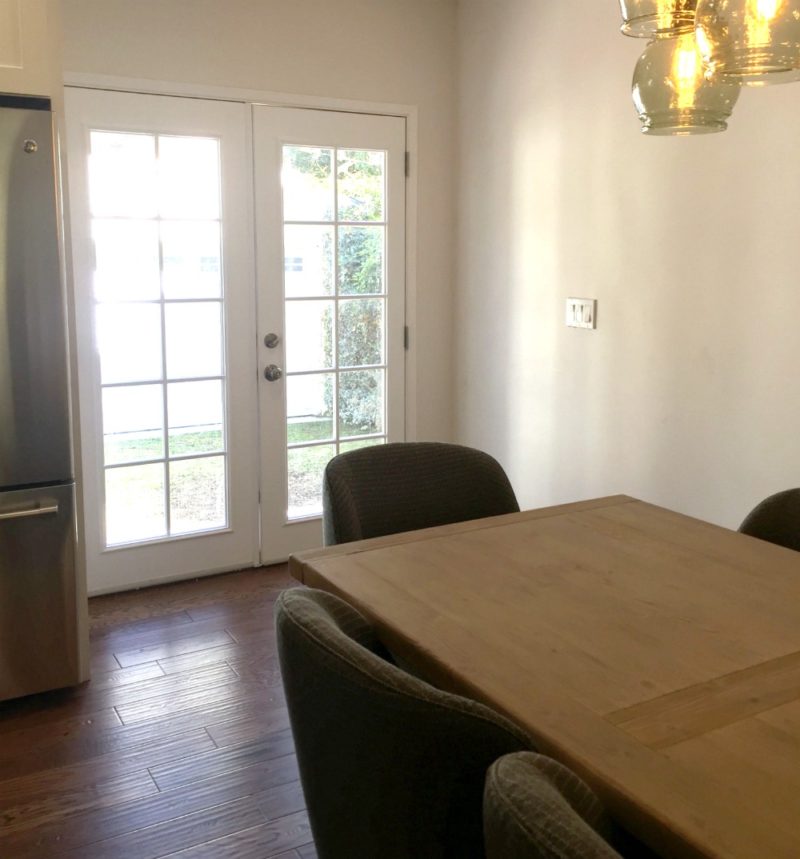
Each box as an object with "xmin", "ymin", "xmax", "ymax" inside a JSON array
[{"xmin": 63, "ymin": 76, "xmax": 419, "ymax": 590}]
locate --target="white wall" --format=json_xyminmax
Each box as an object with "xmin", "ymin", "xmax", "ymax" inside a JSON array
[
  {"xmin": 61, "ymin": 0, "xmax": 457, "ymax": 441},
  {"xmin": 456, "ymin": 0, "xmax": 800, "ymax": 527}
]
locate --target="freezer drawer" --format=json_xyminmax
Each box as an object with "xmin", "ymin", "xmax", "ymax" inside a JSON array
[{"xmin": 0, "ymin": 483, "xmax": 80, "ymax": 701}]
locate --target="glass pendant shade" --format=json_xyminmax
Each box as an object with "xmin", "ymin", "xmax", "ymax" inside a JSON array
[
  {"xmin": 620, "ymin": 0, "xmax": 698, "ymax": 37},
  {"xmin": 695, "ymin": 0, "xmax": 800, "ymax": 85},
  {"xmin": 632, "ymin": 34, "xmax": 741, "ymax": 134}
]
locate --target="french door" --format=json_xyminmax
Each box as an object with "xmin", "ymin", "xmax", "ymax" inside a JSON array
[
  {"xmin": 65, "ymin": 90, "xmax": 406, "ymax": 592},
  {"xmin": 254, "ymin": 107, "xmax": 406, "ymax": 560},
  {"xmin": 66, "ymin": 89, "xmax": 260, "ymax": 593}
]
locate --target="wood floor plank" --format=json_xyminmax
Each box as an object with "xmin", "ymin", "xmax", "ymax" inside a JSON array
[
  {"xmin": 157, "ymin": 810, "xmax": 312, "ymax": 859},
  {"xmin": 99, "ymin": 663, "xmax": 238, "ymax": 711},
  {"xmin": 97, "ymin": 611, "xmax": 274, "ymax": 658},
  {"xmin": 50, "ymin": 780, "xmax": 310, "ymax": 859},
  {"xmin": 252, "ymin": 779, "xmax": 307, "ymax": 823},
  {"xmin": 156, "ymin": 639, "xmax": 279, "ymax": 676},
  {"xmin": 205, "ymin": 706, "xmax": 291, "ymax": 748},
  {"xmin": 0, "ymin": 768, "xmax": 159, "ymax": 836},
  {"xmin": 90, "ymin": 566, "xmax": 294, "ymax": 629},
  {"xmin": 115, "ymin": 675, "xmax": 276, "ymax": 726},
  {"xmin": 114, "ymin": 629, "xmax": 238, "ymax": 668},
  {"xmin": 90, "ymin": 650, "xmax": 123, "ymax": 673},
  {"xmin": 116, "ymin": 685, "xmax": 286, "ymax": 738},
  {"xmin": 150, "ymin": 732, "xmax": 297, "ymax": 791},
  {"xmin": 0, "ymin": 685, "xmax": 260, "ymax": 780},
  {"xmin": 0, "ymin": 708, "xmax": 122, "ymax": 764},
  {"xmin": 3, "ymin": 756, "xmax": 302, "ymax": 857},
  {"xmin": 72, "ymin": 661, "xmax": 167, "ymax": 695},
  {"xmin": 0, "ymin": 685, "xmax": 123, "ymax": 735},
  {"xmin": 54, "ymin": 797, "xmax": 267, "ymax": 859},
  {"xmin": 90, "ymin": 609, "xmax": 195, "ymax": 642},
  {"xmin": 0, "ymin": 728, "xmax": 214, "ymax": 815},
  {"xmin": 227, "ymin": 652, "xmax": 283, "ymax": 687}
]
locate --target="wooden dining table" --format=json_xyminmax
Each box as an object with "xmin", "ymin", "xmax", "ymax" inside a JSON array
[{"xmin": 290, "ymin": 494, "xmax": 800, "ymax": 859}]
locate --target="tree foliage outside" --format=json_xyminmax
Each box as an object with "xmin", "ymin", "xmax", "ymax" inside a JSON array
[{"xmin": 286, "ymin": 147, "xmax": 385, "ymax": 436}]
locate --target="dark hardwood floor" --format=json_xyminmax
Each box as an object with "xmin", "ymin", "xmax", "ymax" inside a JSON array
[{"xmin": 0, "ymin": 564, "xmax": 317, "ymax": 859}]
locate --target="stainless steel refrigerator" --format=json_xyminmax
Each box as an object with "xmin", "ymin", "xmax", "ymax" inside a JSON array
[{"xmin": 0, "ymin": 94, "xmax": 86, "ymax": 701}]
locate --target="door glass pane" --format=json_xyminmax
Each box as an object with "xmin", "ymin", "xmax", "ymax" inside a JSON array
[
  {"xmin": 96, "ymin": 304, "xmax": 163, "ymax": 384},
  {"xmin": 168, "ymin": 380, "xmax": 224, "ymax": 455},
  {"xmin": 165, "ymin": 302, "xmax": 223, "ymax": 379},
  {"xmin": 284, "ymin": 225, "xmax": 334, "ymax": 298},
  {"xmin": 337, "ymin": 150, "xmax": 385, "ymax": 222},
  {"xmin": 103, "ymin": 385, "xmax": 164, "ymax": 465},
  {"xmin": 338, "ymin": 226, "xmax": 384, "ymax": 295},
  {"xmin": 287, "ymin": 374, "xmax": 334, "ymax": 444},
  {"xmin": 339, "ymin": 369, "xmax": 384, "ymax": 438},
  {"xmin": 88, "ymin": 127, "xmax": 229, "ymax": 548},
  {"xmin": 282, "ymin": 146, "xmax": 334, "ymax": 222},
  {"xmin": 338, "ymin": 298, "xmax": 384, "ymax": 368},
  {"xmin": 288, "ymin": 444, "xmax": 335, "ymax": 519},
  {"xmin": 285, "ymin": 301, "xmax": 333, "ymax": 372},
  {"xmin": 93, "ymin": 219, "xmax": 160, "ymax": 302},
  {"xmin": 169, "ymin": 456, "xmax": 226, "ymax": 534},
  {"xmin": 105, "ymin": 463, "xmax": 166, "ymax": 545},
  {"xmin": 161, "ymin": 221, "xmax": 222, "ymax": 299},
  {"xmin": 158, "ymin": 136, "xmax": 220, "ymax": 220},
  {"xmin": 279, "ymin": 139, "xmax": 393, "ymax": 524},
  {"xmin": 89, "ymin": 131, "xmax": 157, "ymax": 218}
]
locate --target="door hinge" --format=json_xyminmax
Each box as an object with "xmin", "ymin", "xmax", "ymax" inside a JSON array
[
  {"xmin": 404, "ymin": 325, "xmax": 410, "ymax": 350},
  {"xmin": 405, "ymin": 151, "xmax": 410, "ymax": 177}
]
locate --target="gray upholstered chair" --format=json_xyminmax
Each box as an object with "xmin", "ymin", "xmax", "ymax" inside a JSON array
[
  {"xmin": 275, "ymin": 587, "xmax": 532, "ymax": 859},
  {"xmin": 738, "ymin": 488, "xmax": 800, "ymax": 552},
  {"xmin": 321, "ymin": 441, "xmax": 519, "ymax": 545},
  {"xmin": 483, "ymin": 752, "xmax": 625, "ymax": 859}
]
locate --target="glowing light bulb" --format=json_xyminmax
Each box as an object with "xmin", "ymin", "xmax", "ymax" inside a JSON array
[
  {"xmin": 746, "ymin": 0, "xmax": 782, "ymax": 44},
  {"xmin": 671, "ymin": 34, "xmax": 703, "ymax": 107},
  {"xmin": 695, "ymin": 0, "xmax": 800, "ymax": 84},
  {"xmin": 755, "ymin": 0, "xmax": 781, "ymax": 18},
  {"xmin": 632, "ymin": 35, "xmax": 741, "ymax": 134}
]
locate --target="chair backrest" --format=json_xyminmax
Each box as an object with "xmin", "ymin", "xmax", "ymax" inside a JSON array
[
  {"xmin": 738, "ymin": 488, "xmax": 800, "ymax": 552},
  {"xmin": 483, "ymin": 752, "xmax": 624, "ymax": 859},
  {"xmin": 322, "ymin": 441, "xmax": 520, "ymax": 545},
  {"xmin": 275, "ymin": 587, "xmax": 531, "ymax": 859}
]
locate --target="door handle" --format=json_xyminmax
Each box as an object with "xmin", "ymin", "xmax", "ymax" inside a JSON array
[
  {"xmin": 264, "ymin": 333, "xmax": 281, "ymax": 349},
  {"xmin": 0, "ymin": 504, "xmax": 59, "ymax": 521},
  {"xmin": 264, "ymin": 364, "xmax": 283, "ymax": 382}
]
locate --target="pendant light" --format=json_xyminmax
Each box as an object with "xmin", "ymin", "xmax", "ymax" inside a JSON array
[
  {"xmin": 632, "ymin": 33, "xmax": 741, "ymax": 133},
  {"xmin": 695, "ymin": 0, "xmax": 800, "ymax": 85},
  {"xmin": 619, "ymin": 0, "xmax": 698, "ymax": 37}
]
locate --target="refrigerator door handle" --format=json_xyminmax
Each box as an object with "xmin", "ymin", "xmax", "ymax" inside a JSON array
[{"xmin": 0, "ymin": 504, "xmax": 59, "ymax": 521}]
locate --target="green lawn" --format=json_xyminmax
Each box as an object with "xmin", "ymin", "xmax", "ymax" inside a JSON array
[
  {"xmin": 287, "ymin": 418, "xmax": 377, "ymax": 444},
  {"xmin": 104, "ymin": 424, "xmax": 384, "ymax": 541},
  {"xmin": 105, "ymin": 429, "xmax": 223, "ymax": 463}
]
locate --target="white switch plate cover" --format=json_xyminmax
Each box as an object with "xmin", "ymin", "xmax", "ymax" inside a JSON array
[{"xmin": 566, "ymin": 298, "xmax": 597, "ymax": 329}]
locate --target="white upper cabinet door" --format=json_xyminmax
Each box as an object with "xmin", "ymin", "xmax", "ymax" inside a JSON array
[{"xmin": 0, "ymin": 0, "xmax": 54, "ymax": 97}]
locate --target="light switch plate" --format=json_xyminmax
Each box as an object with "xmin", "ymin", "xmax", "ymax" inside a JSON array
[{"xmin": 566, "ymin": 298, "xmax": 597, "ymax": 329}]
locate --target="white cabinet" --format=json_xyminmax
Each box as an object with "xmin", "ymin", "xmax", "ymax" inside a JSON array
[{"xmin": 0, "ymin": 0, "xmax": 55, "ymax": 97}]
